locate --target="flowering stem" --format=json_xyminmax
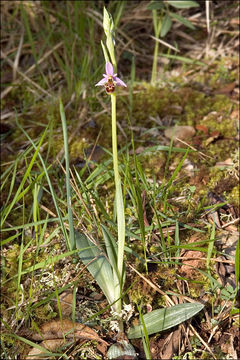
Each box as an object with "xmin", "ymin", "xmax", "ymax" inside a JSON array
[
  {"xmin": 151, "ymin": 10, "xmax": 162, "ymax": 85},
  {"xmin": 111, "ymin": 92, "xmax": 125, "ymax": 318}
]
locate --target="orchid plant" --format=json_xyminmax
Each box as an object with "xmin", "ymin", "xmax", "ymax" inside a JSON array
[
  {"xmin": 76, "ymin": 7, "xmax": 127, "ymax": 330},
  {"xmin": 65, "ymin": 6, "xmax": 205, "ymax": 359}
]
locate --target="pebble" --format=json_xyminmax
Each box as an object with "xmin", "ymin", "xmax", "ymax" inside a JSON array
[{"xmin": 164, "ymin": 125, "xmax": 196, "ymax": 141}]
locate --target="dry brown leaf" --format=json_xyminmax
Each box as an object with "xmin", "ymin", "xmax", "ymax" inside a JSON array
[
  {"xmin": 21, "ymin": 319, "xmax": 108, "ymax": 344},
  {"xmin": 53, "ymin": 291, "xmax": 73, "ymax": 318},
  {"xmin": 205, "ymin": 131, "xmax": 220, "ymax": 146},
  {"xmin": 160, "ymin": 328, "xmax": 182, "ymax": 359},
  {"xmin": 215, "ymin": 158, "xmax": 234, "ymax": 168},
  {"xmin": 179, "ymin": 234, "xmax": 205, "ymax": 278},
  {"xmin": 195, "ymin": 124, "xmax": 209, "ymax": 135},
  {"xmin": 179, "ymin": 250, "xmax": 205, "ymax": 278},
  {"xmin": 26, "ymin": 339, "xmax": 66, "ymax": 360},
  {"xmin": 213, "ymin": 82, "xmax": 236, "ymax": 95},
  {"xmin": 30, "ymin": 319, "xmax": 108, "ymax": 345},
  {"xmin": 215, "ymin": 230, "xmax": 238, "ymax": 288},
  {"xmin": 25, "ymin": 319, "xmax": 108, "ymax": 359},
  {"xmin": 215, "ymin": 256, "xmax": 227, "ymax": 286}
]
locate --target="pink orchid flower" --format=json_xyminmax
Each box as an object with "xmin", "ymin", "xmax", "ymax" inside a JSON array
[{"xmin": 95, "ymin": 62, "xmax": 127, "ymax": 94}]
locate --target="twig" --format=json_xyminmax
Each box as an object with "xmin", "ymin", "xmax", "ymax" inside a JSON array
[
  {"xmin": 175, "ymin": 137, "xmax": 213, "ymax": 160},
  {"xmin": 128, "ymin": 264, "xmax": 174, "ymax": 306},
  {"xmin": 189, "ymin": 324, "xmax": 217, "ymax": 360}
]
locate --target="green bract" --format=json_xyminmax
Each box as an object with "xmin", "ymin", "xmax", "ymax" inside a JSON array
[{"xmin": 103, "ymin": 7, "xmax": 114, "ymax": 37}]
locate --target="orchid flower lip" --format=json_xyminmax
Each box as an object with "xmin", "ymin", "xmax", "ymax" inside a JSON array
[{"xmin": 95, "ymin": 61, "xmax": 127, "ymax": 88}]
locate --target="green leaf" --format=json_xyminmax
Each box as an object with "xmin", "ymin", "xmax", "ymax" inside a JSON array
[
  {"xmin": 128, "ymin": 302, "xmax": 204, "ymax": 339},
  {"xmin": 169, "ymin": 11, "xmax": 196, "ymax": 29},
  {"xmin": 160, "ymin": 52, "xmax": 204, "ymax": 65},
  {"xmin": 147, "ymin": 1, "xmax": 164, "ymax": 10},
  {"xmin": 137, "ymin": 303, "xmax": 151, "ymax": 359},
  {"xmin": 167, "ymin": 1, "xmax": 199, "ymax": 8},
  {"xmin": 161, "ymin": 14, "xmax": 172, "ymax": 37},
  {"xmin": 75, "ymin": 231, "xmax": 116, "ymax": 307},
  {"xmin": 101, "ymin": 224, "xmax": 118, "ymax": 275}
]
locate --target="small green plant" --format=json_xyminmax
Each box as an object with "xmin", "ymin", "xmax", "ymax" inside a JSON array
[{"xmin": 147, "ymin": 0, "xmax": 200, "ymax": 84}]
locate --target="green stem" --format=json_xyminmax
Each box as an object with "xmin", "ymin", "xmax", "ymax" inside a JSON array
[
  {"xmin": 151, "ymin": 10, "xmax": 162, "ymax": 85},
  {"xmin": 111, "ymin": 92, "xmax": 125, "ymax": 318},
  {"xmin": 60, "ymin": 99, "xmax": 75, "ymax": 250},
  {"xmin": 151, "ymin": 41, "xmax": 159, "ymax": 85}
]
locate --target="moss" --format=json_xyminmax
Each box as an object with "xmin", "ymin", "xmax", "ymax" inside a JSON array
[
  {"xmin": 227, "ymin": 185, "xmax": 239, "ymax": 207},
  {"xmin": 5, "ymin": 244, "xmax": 20, "ymax": 277},
  {"xmin": 34, "ymin": 303, "xmax": 57, "ymax": 321},
  {"xmin": 143, "ymin": 152, "xmax": 166, "ymax": 178},
  {"xmin": 94, "ymin": 114, "xmax": 113, "ymax": 147},
  {"xmin": 69, "ymin": 137, "xmax": 88, "ymax": 158}
]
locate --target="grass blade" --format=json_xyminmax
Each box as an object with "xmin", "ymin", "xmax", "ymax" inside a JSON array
[
  {"xmin": 59, "ymin": 99, "xmax": 75, "ymax": 250},
  {"xmin": 136, "ymin": 303, "xmax": 151, "ymax": 359},
  {"xmin": 1, "ymin": 131, "xmax": 46, "ymax": 227},
  {"xmin": 207, "ymin": 223, "xmax": 215, "ymax": 273},
  {"xmin": 14, "ymin": 119, "xmax": 69, "ymax": 249}
]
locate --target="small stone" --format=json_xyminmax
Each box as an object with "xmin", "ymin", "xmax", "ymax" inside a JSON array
[{"xmin": 164, "ymin": 125, "xmax": 196, "ymax": 141}]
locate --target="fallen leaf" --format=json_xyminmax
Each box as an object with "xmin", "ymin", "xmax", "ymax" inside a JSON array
[
  {"xmin": 179, "ymin": 250, "xmax": 205, "ymax": 278},
  {"xmin": 215, "ymin": 230, "xmax": 238, "ymax": 288},
  {"xmin": 230, "ymin": 108, "xmax": 239, "ymax": 121},
  {"xmin": 205, "ymin": 131, "xmax": 220, "ymax": 146},
  {"xmin": 213, "ymin": 82, "xmax": 236, "ymax": 95},
  {"xmin": 130, "ymin": 146, "xmax": 145, "ymax": 154},
  {"xmin": 26, "ymin": 339, "xmax": 66, "ymax": 360},
  {"xmin": 179, "ymin": 234, "xmax": 205, "ymax": 278},
  {"xmin": 24, "ymin": 319, "xmax": 109, "ymax": 359},
  {"xmin": 192, "ymin": 135, "xmax": 203, "ymax": 146},
  {"xmin": 53, "ymin": 291, "xmax": 73, "ymax": 318},
  {"xmin": 207, "ymin": 211, "xmax": 222, "ymax": 228},
  {"xmin": 160, "ymin": 328, "xmax": 182, "ymax": 359},
  {"xmin": 21, "ymin": 319, "xmax": 108, "ymax": 344},
  {"xmin": 215, "ymin": 158, "xmax": 234, "ymax": 168},
  {"xmin": 195, "ymin": 124, "xmax": 209, "ymax": 135},
  {"xmin": 31, "ymin": 319, "xmax": 108, "ymax": 344}
]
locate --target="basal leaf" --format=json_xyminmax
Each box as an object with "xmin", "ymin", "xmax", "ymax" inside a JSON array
[
  {"xmin": 101, "ymin": 224, "xmax": 126, "ymax": 290},
  {"xmin": 75, "ymin": 231, "xmax": 116, "ymax": 306},
  {"xmin": 167, "ymin": 1, "xmax": 199, "ymax": 9},
  {"xmin": 128, "ymin": 302, "xmax": 204, "ymax": 339},
  {"xmin": 101, "ymin": 224, "xmax": 118, "ymax": 275}
]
